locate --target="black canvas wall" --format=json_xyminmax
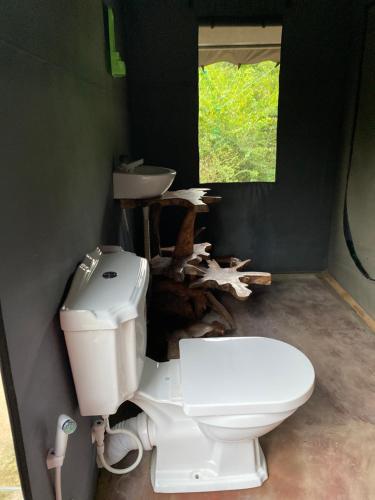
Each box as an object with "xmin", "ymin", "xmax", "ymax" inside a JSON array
[
  {"xmin": 123, "ymin": 0, "xmax": 354, "ymax": 272},
  {"xmin": 0, "ymin": 1, "xmax": 129, "ymax": 498},
  {"xmin": 329, "ymin": 0, "xmax": 375, "ymax": 317}
]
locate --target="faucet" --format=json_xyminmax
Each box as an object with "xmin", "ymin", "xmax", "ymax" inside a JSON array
[{"xmin": 117, "ymin": 157, "xmax": 144, "ymax": 173}]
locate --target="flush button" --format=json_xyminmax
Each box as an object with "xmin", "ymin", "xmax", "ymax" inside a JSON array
[{"xmin": 102, "ymin": 271, "xmax": 118, "ymax": 279}]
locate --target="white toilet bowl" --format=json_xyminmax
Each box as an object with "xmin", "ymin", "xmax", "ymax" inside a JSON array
[
  {"xmin": 130, "ymin": 336, "xmax": 315, "ymax": 493},
  {"xmin": 195, "ymin": 411, "xmax": 294, "ymax": 441}
]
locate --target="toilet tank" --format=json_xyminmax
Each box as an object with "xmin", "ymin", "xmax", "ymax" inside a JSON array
[{"xmin": 60, "ymin": 246, "xmax": 149, "ymax": 416}]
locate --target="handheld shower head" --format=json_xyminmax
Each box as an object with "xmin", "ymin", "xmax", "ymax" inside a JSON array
[
  {"xmin": 60, "ymin": 415, "xmax": 77, "ymax": 435},
  {"xmin": 47, "ymin": 415, "xmax": 77, "ymax": 500},
  {"xmin": 54, "ymin": 414, "xmax": 77, "ymax": 458}
]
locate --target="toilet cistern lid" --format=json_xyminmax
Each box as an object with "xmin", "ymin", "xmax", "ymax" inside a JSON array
[
  {"xmin": 60, "ymin": 246, "xmax": 149, "ymax": 331},
  {"xmin": 179, "ymin": 337, "xmax": 315, "ymax": 417}
]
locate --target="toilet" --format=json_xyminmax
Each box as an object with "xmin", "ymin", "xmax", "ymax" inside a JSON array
[{"xmin": 60, "ymin": 246, "xmax": 315, "ymax": 493}]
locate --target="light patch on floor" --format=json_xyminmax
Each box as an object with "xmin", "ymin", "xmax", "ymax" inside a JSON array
[
  {"xmin": 0, "ymin": 372, "xmax": 22, "ymax": 499},
  {"xmin": 0, "ymin": 491, "xmax": 23, "ymax": 500},
  {"xmin": 96, "ymin": 274, "xmax": 375, "ymax": 500}
]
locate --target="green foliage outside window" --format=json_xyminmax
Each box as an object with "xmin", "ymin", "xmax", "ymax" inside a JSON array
[{"xmin": 199, "ymin": 61, "xmax": 280, "ymax": 183}]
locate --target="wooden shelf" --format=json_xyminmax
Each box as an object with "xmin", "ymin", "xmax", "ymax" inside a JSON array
[{"xmin": 119, "ymin": 188, "xmax": 221, "ymax": 212}]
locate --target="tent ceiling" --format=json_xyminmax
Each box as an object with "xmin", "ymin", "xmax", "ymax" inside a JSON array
[{"xmin": 198, "ymin": 25, "xmax": 282, "ymax": 66}]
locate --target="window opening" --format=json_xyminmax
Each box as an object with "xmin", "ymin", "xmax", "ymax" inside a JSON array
[{"xmin": 198, "ymin": 25, "xmax": 282, "ymax": 183}]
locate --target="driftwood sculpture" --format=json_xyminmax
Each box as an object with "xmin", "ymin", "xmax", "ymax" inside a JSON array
[
  {"xmin": 191, "ymin": 259, "xmax": 271, "ymax": 300},
  {"xmin": 120, "ymin": 187, "xmax": 271, "ymax": 359},
  {"xmin": 151, "ymin": 242, "xmax": 212, "ymax": 280},
  {"xmin": 152, "ymin": 189, "xmax": 220, "ymax": 281}
]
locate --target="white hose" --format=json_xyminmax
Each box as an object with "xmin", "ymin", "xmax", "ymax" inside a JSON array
[
  {"xmin": 94, "ymin": 417, "xmax": 143, "ymax": 475},
  {"xmin": 54, "ymin": 466, "xmax": 62, "ymax": 500},
  {"xmin": 103, "ymin": 418, "xmax": 139, "ymax": 465}
]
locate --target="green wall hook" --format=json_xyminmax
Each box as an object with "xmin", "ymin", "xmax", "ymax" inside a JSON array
[{"xmin": 107, "ymin": 6, "xmax": 126, "ymax": 78}]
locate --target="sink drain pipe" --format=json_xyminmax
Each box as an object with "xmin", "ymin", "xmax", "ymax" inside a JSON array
[{"xmin": 92, "ymin": 412, "xmax": 153, "ymax": 474}]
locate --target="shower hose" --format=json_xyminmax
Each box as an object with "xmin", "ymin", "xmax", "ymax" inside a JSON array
[{"xmin": 93, "ymin": 416, "xmax": 144, "ymax": 474}]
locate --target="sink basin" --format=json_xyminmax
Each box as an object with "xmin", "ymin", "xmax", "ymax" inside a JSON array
[{"xmin": 113, "ymin": 165, "xmax": 176, "ymax": 199}]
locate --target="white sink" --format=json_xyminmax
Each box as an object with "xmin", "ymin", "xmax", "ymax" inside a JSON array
[{"xmin": 113, "ymin": 165, "xmax": 176, "ymax": 200}]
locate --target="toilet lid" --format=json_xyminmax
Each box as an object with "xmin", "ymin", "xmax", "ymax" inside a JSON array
[{"xmin": 179, "ymin": 337, "xmax": 315, "ymax": 417}]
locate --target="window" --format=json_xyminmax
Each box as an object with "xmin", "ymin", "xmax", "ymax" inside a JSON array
[{"xmin": 198, "ymin": 25, "xmax": 282, "ymax": 183}]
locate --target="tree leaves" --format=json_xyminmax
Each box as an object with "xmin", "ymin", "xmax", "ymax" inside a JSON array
[{"xmin": 199, "ymin": 61, "xmax": 279, "ymax": 183}]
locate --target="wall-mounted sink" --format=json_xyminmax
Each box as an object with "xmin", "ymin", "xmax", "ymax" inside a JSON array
[{"xmin": 113, "ymin": 165, "xmax": 176, "ymax": 199}]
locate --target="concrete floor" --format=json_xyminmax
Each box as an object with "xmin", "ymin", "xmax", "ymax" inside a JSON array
[{"xmin": 96, "ymin": 274, "xmax": 375, "ymax": 500}]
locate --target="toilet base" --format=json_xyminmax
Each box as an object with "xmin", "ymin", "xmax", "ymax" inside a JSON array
[{"xmin": 150, "ymin": 438, "xmax": 268, "ymax": 493}]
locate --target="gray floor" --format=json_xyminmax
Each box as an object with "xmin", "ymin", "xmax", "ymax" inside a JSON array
[{"xmin": 96, "ymin": 274, "xmax": 375, "ymax": 500}]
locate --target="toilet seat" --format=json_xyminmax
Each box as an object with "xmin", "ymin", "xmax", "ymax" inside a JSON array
[{"xmin": 179, "ymin": 337, "xmax": 315, "ymax": 417}]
